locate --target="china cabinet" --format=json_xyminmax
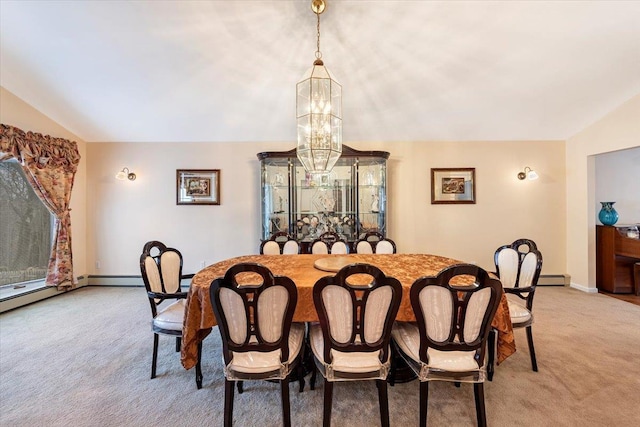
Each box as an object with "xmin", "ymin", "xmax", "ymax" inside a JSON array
[{"xmin": 258, "ymin": 145, "xmax": 390, "ymax": 252}]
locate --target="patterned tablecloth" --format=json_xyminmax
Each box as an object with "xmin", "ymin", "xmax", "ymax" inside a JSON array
[{"xmin": 181, "ymin": 253, "xmax": 515, "ymax": 370}]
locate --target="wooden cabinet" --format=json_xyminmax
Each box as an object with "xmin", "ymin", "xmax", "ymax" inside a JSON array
[
  {"xmin": 596, "ymin": 225, "xmax": 640, "ymax": 293},
  {"xmin": 257, "ymin": 145, "xmax": 390, "ymax": 252}
]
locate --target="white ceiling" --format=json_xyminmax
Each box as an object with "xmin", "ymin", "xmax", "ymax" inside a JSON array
[{"xmin": 1, "ymin": 0, "xmax": 639, "ymax": 143}]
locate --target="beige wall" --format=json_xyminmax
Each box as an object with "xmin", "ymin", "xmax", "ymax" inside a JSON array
[
  {"xmin": 21, "ymin": 83, "xmax": 640, "ymax": 291},
  {"xmin": 595, "ymin": 147, "xmax": 640, "ymax": 224},
  {"xmin": 566, "ymin": 94, "xmax": 640, "ymax": 292},
  {"xmin": 1, "ymin": 87, "xmax": 88, "ymax": 280},
  {"xmin": 85, "ymin": 139, "xmax": 567, "ymax": 276}
]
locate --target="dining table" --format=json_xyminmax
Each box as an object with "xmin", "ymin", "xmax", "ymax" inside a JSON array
[{"xmin": 181, "ymin": 253, "xmax": 516, "ymax": 371}]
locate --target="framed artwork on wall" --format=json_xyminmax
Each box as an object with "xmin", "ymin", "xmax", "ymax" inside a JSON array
[
  {"xmin": 431, "ymin": 168, "xmax": 476, "ymax": 204},
  {"xmin": 176, "ymin": 169, "xmax": 220, "ymax": 205}
]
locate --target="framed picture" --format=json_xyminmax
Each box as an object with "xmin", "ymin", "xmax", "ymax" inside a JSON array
[
  {"xmin": 176, "ymin": 169, "xmax": 220, "ymax": 205},
  {"xmin": 431, "ymin": 168, "xmax": 476, "ymax": 204}
]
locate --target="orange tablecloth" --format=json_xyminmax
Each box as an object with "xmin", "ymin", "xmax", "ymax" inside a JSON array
[{"xmin": 181, "ymin": 254, "xmax": 515, "ymax": 369}]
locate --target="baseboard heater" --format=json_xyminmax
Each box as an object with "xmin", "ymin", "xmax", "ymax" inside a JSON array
[{"xmin": 538, "ymin": 274, "xmax": 571, "ymax": 286}]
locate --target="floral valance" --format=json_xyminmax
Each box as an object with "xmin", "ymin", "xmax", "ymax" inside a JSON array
[{"xmin": 0, "ymin": 123, "xmax": 80, "ymax": 173}]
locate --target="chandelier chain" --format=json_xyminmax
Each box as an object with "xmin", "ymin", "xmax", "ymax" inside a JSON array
[{"xmin": 315, "ymin": 9, "xmax": 322, "ymax": 60}]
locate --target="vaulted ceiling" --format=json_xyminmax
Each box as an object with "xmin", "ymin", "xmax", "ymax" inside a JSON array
[{"xmin": 1, "ymin": 1, "xmax": 639, "ymax": 143}]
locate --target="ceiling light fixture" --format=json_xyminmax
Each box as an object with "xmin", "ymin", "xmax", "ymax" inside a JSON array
[
  {"xmin": 115, "ymin": 167, "xmax": 136, "ymax": 181},
  {"xmin": 517, "ymin": 166, "xmax": 538, "ymax": 181},
  {"xmin": 296, "ymin": 0, "xmax": 342, "ymax": 175}
]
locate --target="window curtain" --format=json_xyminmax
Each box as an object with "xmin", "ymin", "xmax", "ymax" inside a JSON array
[{"xmin": 0, "ymin": 124, "xmax": 81, "ymax": 290}]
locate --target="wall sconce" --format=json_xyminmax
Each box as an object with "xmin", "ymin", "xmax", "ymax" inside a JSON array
[
  {"xmin": 517, "ymin": 166, "xmax": 538, "ymax": 181},
  {"xmin": 115, "ymin": 167, "xmax": 136, "ymax": 181}
]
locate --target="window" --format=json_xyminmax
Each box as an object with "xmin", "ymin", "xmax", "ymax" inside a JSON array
[{"xmin": 0, "ymin": 160, "xmax": 54, "ymax": 289}]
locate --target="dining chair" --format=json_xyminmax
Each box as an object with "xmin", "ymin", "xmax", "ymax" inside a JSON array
[
  {"xmin": 260, "ymin": 231, "xmax": 300, "ymax": 255},
  {"xmin": 311, "ymin": 231, "xmax": 349, "ymax": 254},
  {"xmin": 487, "ymin": 238, "xmax": 543, "ymax": 378},
  {"xmin": 391, "ymin": 264, "xmax": 503, "ymax": 427},
  {"xmin": 139, "ymin": 241, "xmax": 201, "ymax": 385},
  {"xmin": 310, "ymin": 263, "xmax": 402, "ymax": 427},
  {"xmin": 355, "ymin": 231, "xmax": 397, "ymax": 254},
  {"xmin": 209, "ymin": 262, "xmax": 305, "ymax": 427}
]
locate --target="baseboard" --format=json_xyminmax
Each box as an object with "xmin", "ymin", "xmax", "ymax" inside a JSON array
[
  {"xmin": 538, "ymin": 274, "xmax": 571, "ymax": 286},
  {"xmin": 88, "ymin": 275, "xmax": 144, "ymax": 287},
  {"xmin": 87, "ymin": 275, "xmax": 192, "ymax": 288},
  {"xmin": 569, "ymin": 282, "xmax": 599, "ymax": 293}
]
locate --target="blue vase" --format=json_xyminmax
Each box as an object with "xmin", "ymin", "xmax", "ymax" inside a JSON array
[{"xmin": 598, "ymin": 202, "xmax": 619, "ymax": 226}]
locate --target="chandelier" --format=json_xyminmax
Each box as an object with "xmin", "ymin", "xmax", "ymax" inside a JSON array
[{"xmin": 296, "ymin": 0, "xmax": 342, "ymax": 175}]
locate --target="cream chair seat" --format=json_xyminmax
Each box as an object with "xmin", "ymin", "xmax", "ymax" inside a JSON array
[
  {"xmin": 227, "ymin": 326, "xmax": 304, "ymax": 375},
  {"xmin": 506, "ymin": 298, "xmax": 533, "ymax": 324},
  {"xmin": 152, "ymin": 299, "xmax": 185, "ymax": 331},
  {"xmin": 392, "ymin": 323, "xmax": 481, "ymax": 373}
]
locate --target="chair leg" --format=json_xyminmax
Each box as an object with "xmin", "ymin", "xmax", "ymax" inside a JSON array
[
  {"xmin": 297, "ymin": 360, "xmax": 306, "ymax": 393},
  {"xmin": 195, "ymin": 341, "xmax": 203, "ymax": 389},
  {"xmin": 419, "ymin": 381, "xmax": 429, "ymax": 427},
  {"xmin": 237, "ymin": 381, "xmax": 244, "ymax": 394},
  {"xmin": 388, "ymin": 348, "xmax": 397, "ymax": 386},
  {"xmin": 310, "ymin": 365, "xmax": 317, "ymax": 391},
  {"xmin": 224, "ymin": 379, "xmax": 235, "ymax": 427},
  {"xmin": 151, "ymin": 333, "xmax": 159, "ymax": 379},
  {"xmin": 526, "ymin": 325, "xmax": 538, "ymax": 372},
  {"xmin": 176, "ymin": 336, "xmax": 181, "ymax": 352},
  {"xmin": 474, "ymin": 383, "xmax": 487, "ymax": 427},
  {"xmin": 281, "ymin": 378, "xmax": 291, "ymax": 427},
  {"xmin": 323, "ymin": 379, "xmax": 333, "ymax": 427},
  {"xmin": 376, "ymin": 379, "xmax": 390, "ymax": 427},
  {"xmin": 487, "ymin": 329, "xmax": 496, "ymax": 381}
]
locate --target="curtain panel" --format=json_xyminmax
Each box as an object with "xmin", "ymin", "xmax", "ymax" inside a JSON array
[{"xmin": 0, "ymin": 124, "xmax": 81, "ymax": 290}]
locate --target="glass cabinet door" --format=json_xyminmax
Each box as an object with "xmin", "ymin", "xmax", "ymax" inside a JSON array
[
  {"xmin": 260, "ymin": 159, "xmax": 291, "ymax": 240},
  {"xmin": 356, "ymin": 158, "xmax": 387, "ymax": 239},
  {"xmin": 292, "ymin": 160, "xmax": 356, "ymax": 243}
]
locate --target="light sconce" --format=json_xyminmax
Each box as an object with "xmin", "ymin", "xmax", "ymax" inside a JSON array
[
  {"xmin": 517, "ymin": 166, "xmax": 538, "ymax": 181},
  {"xmin": 296, "ymin": 0, "xmax": 342, "ymax": 175},
  {"xmin": 115, "ymin": 167, "xmax": 136, "ymax": 181}
]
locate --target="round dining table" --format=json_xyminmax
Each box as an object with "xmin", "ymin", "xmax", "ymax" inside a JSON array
[{"xmin": 181, "ymin": 253, "xmax": 515, "ymax": 370}]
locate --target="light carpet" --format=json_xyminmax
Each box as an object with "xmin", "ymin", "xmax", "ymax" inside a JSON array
[{"xmin": 1, "ymin": 286, "xmax": 639, "ymax": 426}]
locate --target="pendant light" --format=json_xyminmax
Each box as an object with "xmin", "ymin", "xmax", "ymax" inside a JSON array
[{"xmin": 296, "ymin": 0, "xmax": 342, "ymax": 175}]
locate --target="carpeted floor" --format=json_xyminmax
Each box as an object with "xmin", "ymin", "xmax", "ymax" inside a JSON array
[{"xmin": 1, "ymin": 285, "xmax": 639, "ymax": 426}]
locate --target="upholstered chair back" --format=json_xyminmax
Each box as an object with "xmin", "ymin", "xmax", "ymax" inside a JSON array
[
  {"xmin": 311, "ymin": 232, "xmax": 349, "ymax": 255},
  {"xmin": 260, "ymin": 232, "xmax": 300, "ymax": 255},
  {"xmin": 411, "ymin": 264, "xmax": 502, "ymax": 381},
  {"xmin": 355, "ymin": 232, "xmax": 397, "ymax": 254},
  {"xmin": 375, "ymin": 240, "xmax": 396, "ymax": 254},
  {"xmin": 312, "ymin": 263, "xmax": 402, "ymax": 378},
  {"xmin": 140, "ymin": 241, "xmax": 185, "ymax": 315},
  {"xmin": 356, "ymin": 240, "xmax": 374, "ymax": 254},
  {"xmin": 261, "ymin": 240, "xmax": 281, "ymax": 255},
  {"xmin": 209, "ymin": 263, "xmax": 298, "ymax": 379},
  {"xmin": 282, "ymin": 240, "xmax": 300, "ymax": 254},
  {"xmin": 494, "ymin": 238, "xmax": 542, "ymax": 290}
]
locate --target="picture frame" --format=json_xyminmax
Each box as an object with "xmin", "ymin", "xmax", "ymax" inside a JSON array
[
  {"xmin": 431, "ymin": 168, "xmax": 476, "ymax": 204},
  {"xmin": 176, "ymin": 169, "xmax": 220, "ymax": 205}
]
